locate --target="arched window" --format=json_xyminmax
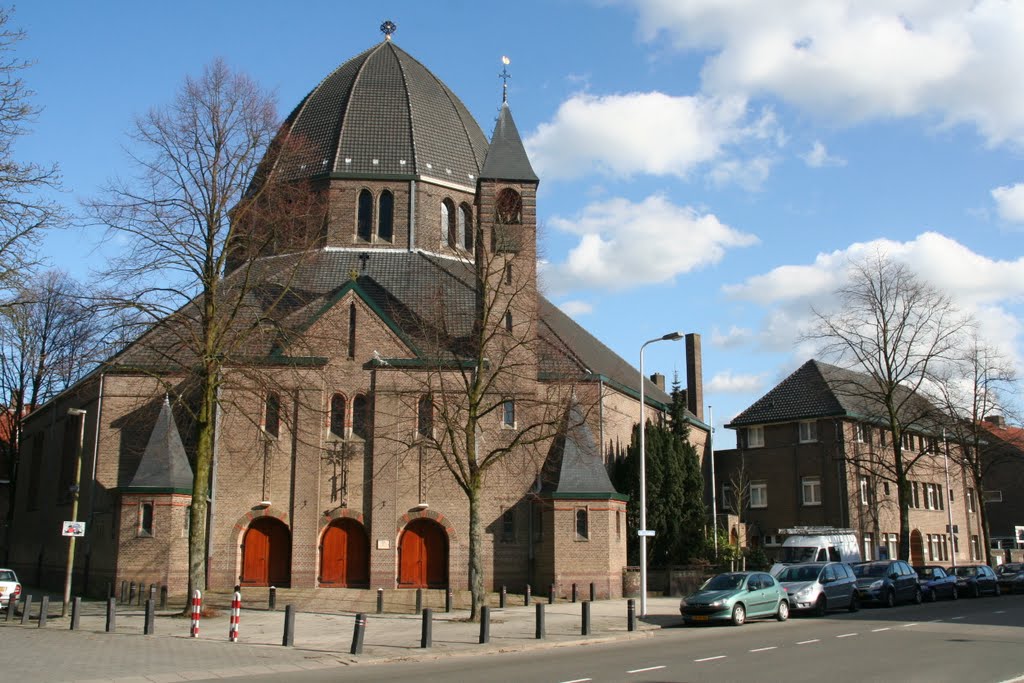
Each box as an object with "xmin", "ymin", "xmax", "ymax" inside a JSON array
[
  {"xmin": 456, "ymin": 202, "xmax": 466, "ymax": 249},
  {"xmin": 348, "ymin": 302, "xmax": 356, "ymax": 360},
  {"xmin": 575, "ymin": 508, "xmax": 589, "ymax": 540},
  {"xmin": 495, "ymin": 188, "xmax": 522, "ymax": 224},
  {"xmin": 330, "ymin": 394, "xmax": 347, "ymax": 438},
  {"xmin": 353, "ymin": 394, "xmax": 370, "ymax": 439},
  {"xmin": 502, "ymin": 399, "xmax": 515, "ymax": 427},
  {"xmin": 417, "ymin": 394, "xmax": 433, "ymax": 439},
  {"xmin": 378, "ymin": 190, "xmax": 394, "ymax": 242},
  {"xmin": 441, "ymin": 199, "xmax": 456, "ymax": 248},
  {"xmin": 357, "ymin": 189, "xmax": 373, "ymax": 241},
  {"xmin": 264, "ymin": 392, "xmax": 281, "ymax": 438},
  {"xmin": 460, "ymin": 204, "xmax": 473, "ymax": 251},
  {"xmin": 440, "ymin": 200, "xmax": 450, "ymax": 246}
]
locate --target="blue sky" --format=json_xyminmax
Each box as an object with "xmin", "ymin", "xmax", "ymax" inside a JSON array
[{"xmin": 12, "ymin": 1, "xmax": 1024, "ymax": 447}]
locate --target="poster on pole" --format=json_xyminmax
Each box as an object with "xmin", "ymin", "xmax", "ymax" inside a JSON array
[{"xmin": 62, "ymin": 521, "xmax": 86, "ymax": 537}]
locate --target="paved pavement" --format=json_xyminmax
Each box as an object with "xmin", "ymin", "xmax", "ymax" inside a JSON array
[{"xmin": 0, "ymin": 588, "xmax": 678, "ymax": 683}]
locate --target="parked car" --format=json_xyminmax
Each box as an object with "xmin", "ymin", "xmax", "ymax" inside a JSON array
[
  {"xmin": 680, "ymin": 571, "xmax": 790, "ymax": 626},
  {"xmin": 852, "ymin": 560, "xmax": 921, "ymax": 607},
  {"xmin": 0, "ymin": 568, "xmax": 21, "ymax": 611},
  {"xmin": 776, "ymin": 561, "xmax": 860, "ymax": 615},
  {"xmin": 949, "ymin": 564, "xmax": 1000, "ymax": 597},
  {"xmin": 995, "ymin": 563, "xmax": 1024, "ymax": 593},
  {"xmin": 914, "ymin": 566, "xmax": 958, "ymax": 601}
]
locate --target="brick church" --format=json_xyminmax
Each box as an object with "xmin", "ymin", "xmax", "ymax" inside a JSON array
[{"xmin": 8, "ymin": 30, "xmax": 709, "ymax": 599}]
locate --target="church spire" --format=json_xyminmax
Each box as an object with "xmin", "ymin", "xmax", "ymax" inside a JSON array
[{"xmin": 480, "ymin": 98, "xmax": 538, "ymax": 182}]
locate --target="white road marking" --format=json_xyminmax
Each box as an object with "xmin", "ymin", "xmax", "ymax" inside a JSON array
[
  {"xmin": 995, "ymin": 610, "xmax": 1006, "ymax": 614},
  {"xmin": 750, "ymin": 646, "xmax": 777, "ymax": 652},
  {"xmin": 837, "ymin": 633, "xmax": 857, "ymax": 638},
  {"xmin": 626, "ymin": 666, "xmax": 666, "ymax": 674},
  {"xmin": 903, "ymin": 623, "xmax": 919, "ymax": 627},
  {"xmin": 797, "ymin": 639, "xmax": 820, "ymax": 645},
  {"xmin": 695, "ymin": 655, "xmax": 726, "ymax": 663},
  {"xmin": 559, "ymin": 679, "xmax": 592, "ymax": 683},
  {"xmin": 872, "ymin": 627, "xmax": 890, "ymax": 632},
  {"xmin": 952, "ymin": 616, "xmax": 965, "ymax": 620}
]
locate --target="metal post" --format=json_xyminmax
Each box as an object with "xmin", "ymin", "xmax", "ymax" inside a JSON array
[
  {"xmin": 159, "ymin": 585, "xmax": 167, "ymax": 610},
  {"xmin": 62, "ymin": 408, "xmax": 87, "ymax": 618},
  {"xmin": 445, "ymin": 588, "xmax": 453, "ymax": 613},
  {"xmin": 268, "ymin": 585, "xmax": 276, "ymax": 611},
  {"xmin": 582, "ymin": 600, "xmax": 591, "ymax": 636},
  {"xmin": 70, "ymin": 596, "xmax": 81, "ymax": 630},
  {"xmin": 38, "ymin": 596, "xmax": 48, "ymax": 627},
  {"xmin": 535, "ymin": 602, "xmax": 545, "ymax": 639},
  {"xmin": 282, "ymin": 604, "xmax": 295, "ymax": 646},
  {"xmin": 149, "ymin": 584, "xmax": 156, "ymax": 605},
  {"xmin": 479, "ymin": 606, "xmax": 490, "ymax": 644},
  {"xmin": 943, "ymin": 429, "xmax": 957, "ymax": 569},
  {"xmin": 415, "ymin": 588, "xmax": 423, "ymax": 614},
  {"xmin": 572, "ymin": 583, "xmax": 578, "ymax": 603},
  {"xmin": 627, "ymin": 598, "xmax": 636, "ymax": 632},
  {"xmin": 189, "ymin": 590, "xmax": 201, "ymax": 637},
  {"xmin": 709, "ymin": 405, "xmax": 718, "ymax": 559},
  {"xmin": 525, "ymin": 584, "xmax": 531, "ymax": 606},
  {"xmin": 21, "ymin": 594, "xmax": 31, "ymax": 625},
  {"xmin": 136, "ymin": 581, "xmax": 143, "ymax": 606},
  {"xmin": 590, "ymin": 582, "xmax": 596, "ymax": 602},
  {"xmin": 229, "ymin": 591, "xmax": 241, "ymax": 642},
  {"xmin": 376, "ymin": 587, "xmax": 384, "ymax": 614},
  {"xmin": 144, "ymin": 599, "xmax": 155, "ymax": 635},
  {"xmin": 420, "ymin": 608, "xmax": 432, "ymax": 648},
  {"xmin": 350, "ymin": 613, "xmax": 366, "ymax": 655},
  {"xmin": 105, "ymin": 597, "xmax": 116, "ymax": 632},
  {"xmin": 128, "ymin": 582, "xmax": 136, "ymax": 606},
  {"xmin": 119, "ymin": 580, "xmax": 127, "ymax": 604},
  {"xmin": 549, "ymin": 583, "xmax": 555, "ymax": 604},
  {"xmin": 500, "ymin": 585, "xmax": 506, "ymax": 608},
  {"xmin": 5, "ymin": 596, "xmax": 13, "ymax": 622}
]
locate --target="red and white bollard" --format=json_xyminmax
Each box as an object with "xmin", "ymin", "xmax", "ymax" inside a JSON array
[
  {"xmin": 228, "ymin": 591, "xmax": 241, "ymax": 642},
  {"xmin": 190, "ymin": 589, "xmax": 202, "ymax": 638}
]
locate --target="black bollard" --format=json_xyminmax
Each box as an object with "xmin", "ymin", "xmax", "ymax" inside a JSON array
[
  {"xmin": 128, "ymin": 582, "xmax": 136, "ymax": 606},
  {"xmin": 582, "ymin": 600, "xmax": 591, "ymax": 636},
  {"xmin": 269, "ymin": 586, "xmax": 277, "ymax": 611},
  {"xmin": 21, "ymin": 594, "xmax": 31, "ymax": 625},
  {"xmin": 500, "ymin": 585, "xmax": 506, "ymax": 608},
  {"xmin": 105, "ymin": 597, "xmax": 116, "ymax": 633},
  {"xmin": 38, "ymin": 596, "xmax": 48, "ymax": 628},
  {"xmin": 479, "ymin": 606, "xmax": 490, "ymax": 644},
  {"xmin": 120, "ymin": 580, "xmax": 127, "ymax": 604},
  {"xmin": 350, "ymin": 612, "xmax": 366, "ymax": 655},
  {"xmin": 445, "ymin": 589, "xmax": 453, "ymax": 614},
  {"xmin": 376, "ymin": 587, "xmax": 384, "ymax": 614},
  {"xmin": 549, "ymin": 583, "xmax": 555, "ymax": 604},
  {"xmin": 420, "ymin": 608, "xmax": 432, "ymax": 648},
  {"xmin": 106, "ymin": 582, "xmax": 113, "ymax": 601},
  {"xmin": 159, "ymin": 585, "xmax": 167, "ymax": 610},
  {"xmin": 525, "ymin": 584, "xmax": 531, "ymax": 606},
  {"xmin": 415, "ymin": 588, "xmax": 423, "ymax": 614},
  {"xmin": 590, "ymin": 582, "xmax": 596, "ymax": 602},
  {"xmin": 149, "ymin": 584, "xmax": 157, "ymax": 605},
  {"xmin": 70, "ymin": 597, "xmax": 81, "ymax": 630},
  {"xmin": 627, "ymin": 598, "xmax": 636, "ymax": 632},
  {"xmin": 282, "ymin": 604, "xmax": 295, "ymax": 646},
  {"xmin": 572, "ymin": 583, "xmax": 578, "ymax": 603},
  {"xmin": 535, "ymin": 602, "xmax": 545, "ymax": 639},
  {"xmin": 144, "ymin": 599, "xmax": 155, "ymax": 635},
  {"xmin": 5, "ymin": 595, "xmax": 14, "ymax": 622}
]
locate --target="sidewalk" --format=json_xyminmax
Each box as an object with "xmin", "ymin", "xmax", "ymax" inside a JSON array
[{"xmin": 0, "ymin": 590, "xmax": 681, "ymax": 683}]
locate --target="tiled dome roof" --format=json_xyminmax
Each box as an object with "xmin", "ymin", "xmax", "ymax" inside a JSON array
[{"xmin": 267, "ymin": 40, "xmax": 488, "ymax": 189}]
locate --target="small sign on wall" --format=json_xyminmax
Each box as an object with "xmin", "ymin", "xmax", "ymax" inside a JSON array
[
  {"xmin": 376, "ymin": 539, "xmax": 390, "ymax": 550},
  {"xmin": 62, "ymin": 521, "xmax": 86, "ymax": 537}
]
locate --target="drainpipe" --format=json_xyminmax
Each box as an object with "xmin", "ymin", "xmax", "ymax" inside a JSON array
[{"xmin": 408, "ymin": 180, "xmax": 416, "ymax": 251}]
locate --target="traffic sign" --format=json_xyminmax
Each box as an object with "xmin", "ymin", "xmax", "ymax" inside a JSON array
[
  {"xmin": 637, "ymin": 529, "xmax": 656, "ymax": 537},
  {"xmin": 62, "ymin": 521, "xmax": 85, "ymax": 537}
]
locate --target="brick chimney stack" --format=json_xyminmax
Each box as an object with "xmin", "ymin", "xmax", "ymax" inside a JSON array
[
  {"xmin": 984, "ymin": 414, "xmax": 1006, "ymax": 428},
  {"xmin": 650, "ymin": 373, "xmax": 665, "ymax": 392},
  {"xmin": 685, "ymin": 333, "xmax": 703, "ymax": 421}
]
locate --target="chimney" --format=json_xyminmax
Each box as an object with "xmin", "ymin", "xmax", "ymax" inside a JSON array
[
  {"xmin": 984, "ymin": 414, "xmax": 1006, "ymax": 429},
  {"xmin": 685, "ymin": 333, "xmax": 703, "ymax": 421},
  {"xmin": 650, "ymin": 373, "xmax": 665, "ymax": 392}
]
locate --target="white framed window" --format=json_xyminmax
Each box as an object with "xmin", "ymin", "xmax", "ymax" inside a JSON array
[
  {"xmin": 799, "ymin": 421, "xmax": 817, "ymax": 443},
  {"xmin": 722, "ymin": 484, "xmax": 735, "ymax": 513},
  {"xmin": 502, "ymin": 399, "xmax": 516, "ymax": 428},
  {"xmin": 970, "ymin": 534, "xmax": 981, "ymax": 561},
  {"xmin": 763, "ymin": 534, "xmax": 781, "ymax": 546},
  {"xmin": 885, "ymin": 533, "xmax": 898, "ymax": 560},
  {"xmin": 863, "ymin": 532, "xmax": 875, "ymax": 561},
  {"xmin": 967, "ymin": 488, "xmax": 977, "ymax": 513},
  {"xmin": 856, "ymin": 423, "xmax": 872, "ymax": 444},
  {"xmin": 801, "ymin": 476, "xmax": 822, "ymax": 506},
  {"xmin": 747, "ymin": 426, "xmax": 764, "ymax": 448},
  {"xmin": 859, "ymin": 475, "xmax": 869, "ymax": 505},
  {"xmin": 750, "ymin": 481, "xmax": 768, "ymax": 509}
]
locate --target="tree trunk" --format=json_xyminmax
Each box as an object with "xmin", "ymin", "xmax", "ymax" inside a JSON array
[
  {"xmin": 467, "ymin": 478, "xmax": 484, "ymax": 621},
  {"xmin": 186, "ymin": 369, "xmax": 217, "ymax": 606},
  {"xmin": 895, "ymin": 445, "xmax": 911, "ymax": 561},
  {"xmin": 976, "ymin": 470, "xmax": 993, "ymax": 565}
]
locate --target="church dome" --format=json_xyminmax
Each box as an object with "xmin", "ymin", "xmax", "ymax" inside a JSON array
[{"xmin": 268, "ymin": 39, "xmax": 489, "ymax": 190}]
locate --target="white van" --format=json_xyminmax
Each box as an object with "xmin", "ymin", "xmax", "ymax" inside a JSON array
[{"xmin": 775, "ymin": 527, "xmax": 862, "ymax": 566}]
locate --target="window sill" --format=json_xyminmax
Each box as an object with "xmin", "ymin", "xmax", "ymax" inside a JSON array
[{"xmin": 802, "ymin": 502, "xmax": 822, "ymax": 507}]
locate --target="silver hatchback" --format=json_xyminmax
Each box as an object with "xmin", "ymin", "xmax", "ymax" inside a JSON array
[{"xmin": 777, "ymin": 562, "xmax": 860, "ymax": 616}]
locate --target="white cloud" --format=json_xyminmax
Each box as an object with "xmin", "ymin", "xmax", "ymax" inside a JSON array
[
  {"xmin": 709, "ymin": 155, "xmax": 776, "ymax": 190},
  {"xmin": 991, "ymin": 183, "xmax": 1024, "ymax": 223},
  {"xmin": 525, "ymin": 92, "xmax": 779, "ymax": 182},
  {"xmin": 711, "ymin": 325, "xmax": 754, "ymax": 348},
  {"xmin": 802, "ymin": 141, "xmax": 846, "ymax": 168},
  {"xmin": 556, "ymin": 300, "xmax": 593, "ymax": 317},
  {"xmin": 627, "ymin": 0, "xmax": 1024, "ymax": 145},
  {"xmin": 542, "ymin": 194, "xmax": 759, "ymax": 292},
  {"xmin": 706, "ymin": 370, "xmax": 768, "ymax": 394}
]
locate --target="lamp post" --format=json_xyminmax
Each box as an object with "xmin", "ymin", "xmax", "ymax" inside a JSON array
[
  {"xmin": 942, "ymin": 428, "xmax": 956, "ymax": 569},
  {"xmin": 708, "ymin": 405, "xmax": 717, "ymax": 559},
  {"xmin": 638, "ymin": 331, "xmax": 684, "ymax": 618},
  {"xmin": 63, "ymin": 408, "xmax": 87, "ymax": 618}
]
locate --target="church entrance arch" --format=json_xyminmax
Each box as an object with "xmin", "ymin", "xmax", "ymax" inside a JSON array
[
  {"xmin": 398, "ymin": 518, "xmax": 448, "ymax": 588},
  {"xmin": 910, "ymin": 529, "xmax": 925, "ymax": 566},
  {"xmin": 320, "ymin": 518, "xmax": 370, "ymax": 587},
  {"xmin": 241, "ymin": 517, "xmax": 291, "ymax": 587}
]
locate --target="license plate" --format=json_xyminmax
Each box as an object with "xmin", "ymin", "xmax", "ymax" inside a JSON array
[{"xmin": 693, "ymin": 615, "xmax": 710, "ymax": 622}]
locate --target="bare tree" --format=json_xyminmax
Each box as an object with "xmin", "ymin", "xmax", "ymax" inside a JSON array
[
  {"xmin": 931, "ymin": 332, "xmax": 1018, "ymax": 564},
  {"xmin": 0, "ymin": 270, "xmax": 104, "ymax": 559},
  {"xmin": 85, "ymin": 59, "xmax": 326, "ymax": 599},
  {"xmin": 806, "ymin": 251, "xmax": 967, "ymax": 561},
  {"xmin": 0, "ymin": 8, "xmax": 62, "ymax": 300}
]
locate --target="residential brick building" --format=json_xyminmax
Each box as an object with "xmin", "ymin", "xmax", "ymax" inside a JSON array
[
  {"xmin": 7, "ymin": 32, "xmax": 708, "ymax": 598},
  {"xmin": 978, "ymin": 416, "xmax": 1024, "ymax": 552},
  {"xmin": 716, "ymin": 360, "xmax": 984, "ymax": 565}
]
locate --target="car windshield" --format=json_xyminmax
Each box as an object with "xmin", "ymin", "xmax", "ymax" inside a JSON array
[
  {"xmin": 781, "ymin": 547, "xmax": 819, "ymax": 563},
  {"xmin": 915, "ymin": 567, "xmax": 935, "ymax": 578},
  {"xmin": 997, "ymin": 564, "xmax": 1022, "ymax": 574},
  {"xmin": 777, "ymin": 565, "xmax": 822, "ymax": 582},
  {"xmin": 0, "ymin": 570, "xmax": 15, "ymax": 582},
  {"xmin": 853, "ymin": 563, "xmax": 889, "ymax": 578},
  {"xmin": 702, "ymin": 574, "xmax": 746, "ymax": 591},
  {"xmin": 952, "ymin": 567, "xmax": 976, "ymax": 577}
]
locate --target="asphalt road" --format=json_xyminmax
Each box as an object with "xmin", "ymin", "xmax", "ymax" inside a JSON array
[{"xmin": 191, "ymin": 594, "xmax": 1024, "ymax": 683}]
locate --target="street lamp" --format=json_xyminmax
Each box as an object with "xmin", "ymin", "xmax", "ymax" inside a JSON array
[
  {"xmin": 62, "ymin": 408, "xmax": 87, "ymax": 618},
  {"xmin": 639, "ymin": 331, "xmax": 684, "ymax": 618}
]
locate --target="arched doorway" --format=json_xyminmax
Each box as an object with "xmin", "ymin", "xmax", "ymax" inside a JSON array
[
  {"xmin": 910, "ymin": 529, "xmax": 925, "ymax": 566},
  {"xmin": 241, "ymin": 517, "xmax": 291, "ymax": 587},
  {"xmin": 320, "ymin": 519, "xmax": 370, "ymax": 587},
  {"xmin": 398, "ymin": 518, "xmax": 448, "ymax": 588}
]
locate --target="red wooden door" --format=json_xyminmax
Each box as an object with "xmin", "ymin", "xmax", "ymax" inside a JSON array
[
  {"xmin": 320, "ymin": 519, "xmax": 369, "ymax": 587},
  {"xmin": 398, "ymin": 519, "xmax": 448, "ymax": 588},
  {"xmin": 241, "ymin": 518, "xmax": 291, "ymax": 587}
]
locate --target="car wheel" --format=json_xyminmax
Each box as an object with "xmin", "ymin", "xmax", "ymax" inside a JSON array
[
  {"xmin": 814, "ymin": 596, "xmax": 827, "ymax": 617},
  {"xmin": 848, "ymin": 592, "xmax": 860, "ymax": 612},
  {"xmin": 951, "ymin": 585, "xmax": 958, "ymax": 600},
  {"xmin": 972, "ymin": 584, "xmax": 980, "ymax": 598},
  {"xmin": 926, "ymin": 587, "xmax": 937, "ymax": 603},
  {"xmin": 731, "ymin": 603, "xmax": 746, "ymax": 626},
  {"xmin": 885, "ymin": 589, "xmax": 896, "ymax": 608},
  {"xmin": 913, "ymin": 587, "xmax": 923, "ymax": 605},
  {"xmin": 994, "ymin": 584, "xmax": 1001, "ymax": 597}
]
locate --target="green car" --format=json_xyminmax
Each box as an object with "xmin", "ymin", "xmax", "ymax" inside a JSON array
[{"xmin": 680, "ymin": 571, "xmax": 790, "ymax": 626}]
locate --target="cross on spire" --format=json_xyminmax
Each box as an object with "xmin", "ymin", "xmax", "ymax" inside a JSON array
[
  {"xmin": 380, "ymin": 20, "xmax": 397, "ymax": 41},
  {"xmin": 499, "ymin": 56, "xmax": 511, "ymax": 103}
]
